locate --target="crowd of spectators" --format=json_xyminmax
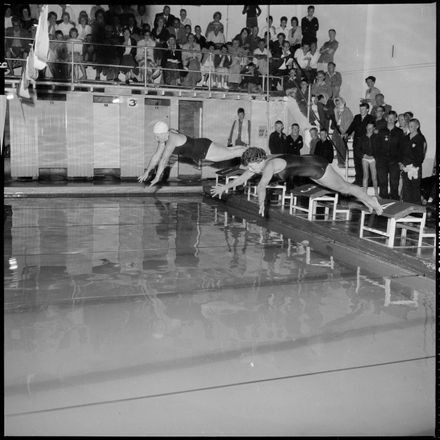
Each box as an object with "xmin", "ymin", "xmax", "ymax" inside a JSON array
[{"xmin": 4, "ymin": 4, "xmax": 433, "ymax": 205}]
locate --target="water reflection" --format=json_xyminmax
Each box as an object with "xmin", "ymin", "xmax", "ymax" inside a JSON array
[{"xmin": 4, "ymin": 199, "xmax": 435, "ymax": 396}]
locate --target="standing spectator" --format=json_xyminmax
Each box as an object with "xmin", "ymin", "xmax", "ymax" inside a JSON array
[
  {"xmin": 67, "ymin": 27, "xmax": 86, "ymax": 81},
  {"xmin": 308, "ymin": 41, "xmax": 320, "ymax": 82},
  {"xmin": 253, "ymin": 38, "xmax": 270, "ymax": 89},
  {"xmin": 296, "ymin": 79, "xmax": 310, "ymax": 118},
  {"xmin": 5, "ymin": 16, "xmax": 31, "ymax": 75},
  {"xmin": 154, "ymin": 5, "xmax": 175, "ymax": 28},
  {"xmin": 152, "ymin": 16, "xmax": 170, "ymax": 45},
  {"xmin": 287, "ymin": 17, "xmax": 302, "ymax": 53},
  {"xmin": 277, "ymin": 16, "xmax": 289, "ymax": 36},
  {"xmin": 363, "ymin": 75, "xmax": 381, "ymax": 105},
  {"xmin": 261, "ymin": 15, "xmax": 277, "ymax": 42},
  {"xmin": 206, "ymin": 22, "xmax": 226, "ymax": 50},
  {"xmin": 314, "ymin": 128, "xmax": 334, "ymax": 164},
  {"xmin": 56, "ymin": 12, "xmax": 75, "ymax": 38},
  {"xmin": 181, "ymin": 33, "xmax": 202, "ymax": 87},
  {"xmin": 242, "ymin": 5, "xmax": 262, "ymax": 29},
  {"xmin": 301, "ymin": 5, "xmax": 319, "ymax": 45},
  {"xmin": 168, "ymin": 17, "xmax": 186, "ymax": 45},
  {"xmin": 134, "ymin": 5, "xmax": 150, "ymax": 29},
  {"xmin": 316, "ymin": 93, "xmax": 334, "ymax": 132},
  {"xmin": 404, "ymin": 111, "xmax": 414, "ymax": 126},
  {"xmin": 239, "ymin": 62, "xmax": 262, "ymax": 94},
  {"xmin": 205, "ymin": 11, "xmax": 224, "ymax": 37},
  {"xmin": 286, "ymin": 123, "xmax": 303, "ymax": 155},
  {"xmin": 90, "ymin": 8, "xmax": 107, "ymax": 80},
  {"xmin": 228, "ymin": 38, "xmax": 245, "ymax": 91},
  {"xmin": 374, "ymin": 111, "xmax": 404, "ymax": 199},
  {"xmin": 332, "ymin": 96, "xmax": 353, "ymax": 167},
  {"xmin": 370, "ymin": 93, "xmax": 392, "ymax": 118},
  {"xmin": 309, "ymin": 127, "xmax": 319, "ymax": 155},
  {"xmin": 179, "ymin": 8, "xmax": 191, "ymax": 27},
  {"xmin": 228, "ymin": 108, "xmax": 251, "ymax": 148},
  {"xmin": 19, "ymin": 5, "xmax": 33, "ymax": 31},
  {"xmin": 235, "ymin": 27, "xmax": 251, "ymax": 48},
  {"xmin": 77, "ymin": 14, "xmax": 92, "ymax": 41},
  {"xmin": 294, "ymin": 42, "xmax": 311, "ymax": 78},
  {"xmin": 161, "ymin": 36, "xmax": 182, "ymax": 86},
  {"xmin": 247, "ymin": 25, "xmax": 260, "ymax": 53},
  {"xmin": 324, "ymin": 62, "xmax": 342, "ymax": 99},
  {"xmin": 214, "ymin": 44, "xmax": 232, "ymax": 89},
  {"xmin": 119, "ymin": 27, "xmax": 138, "ymax": 84},
  {"xmin": 5, "ymin": 5, "xmax": 13, "ymax": 29},
  {"xmin": 269, "ymin": 121, "xmax": 288, "ymax": 154},
  {"xmin": 316, "ymin": 29, "xmax": 338, "ymax": 72},
  {"xmin": 311, "ymin": 70, "xmax": 331, "ymax": 99},
  {"xmin": 359, "ymin": 121, "xmax": 379, "ymax": 196},
  {"xmin": 284, "ymin": 68, "xmax": 299, "ymax": 97},
  {"xmin": 344, "ymin": 102, "xmax": 375, "ymax": 186},
  {"xmin": 398, "ymin": 113, "xmax": 410, "ymax": 135},
  {"xmin": 374, "ymin": 106, "xmax": 387, "ymax": 132},
  {"xmin": 194, "ymin": 25, "xmax": 207, "ymax": 49},
  {"xmin": 400, "ymin": 119, "xmax": 426, "ymax": 204},
  {"xmin": 49, "ymin": 30, "xmax": 68, "ymax": 80},
  {"xmin": 48, "ymin": 12, "xmax": 58, "ymax": 40}
]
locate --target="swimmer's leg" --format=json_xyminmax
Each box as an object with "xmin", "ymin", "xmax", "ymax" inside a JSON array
[
  {"xmin": 313, "ymin": 164, "xmax": 383, "ymax": 215},
  {"xmin": 205, "ymin": 142, "xmax": 248, "ymax": 162}
]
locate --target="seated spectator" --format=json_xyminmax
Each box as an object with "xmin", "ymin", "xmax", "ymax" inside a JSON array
[
  {"xmin": 168, "ymin": 17, "xmax": 187, "ymax": 45},
  {"xmin": 309, "ymin": 127, "xmax": 319, "ymax": 154},
  {"xmin": 135, "ymin": 29, "xmax": 155, "ymax": 81},
  {"xmin": 269, "ymin": 121, "xmax": 288, "ymax": 154},
  {"xmin": 324, "ymin": 61, "xmax": 342, "ymax": 99},
  {"xmin": 152, "ymin": 16, "xmax": 171, "ymax": 45},
  {"xmin": 126, "ymin": 14, "xmax": 142, "ymax": 41},
  {"xmin": 112, "ymin": 15, "xmax": 124, "ymax": 38},
  {"xmin": 5, "ymin": 16, "xmax": 31, "ymax": 75},
  {"xmin": 20, "ymin": 5, "xmax": 34, "ymax": 31},
  {"xmin": 48, "ymin": 30, "xmax": 69, "ymax": 80},
  {"xmin": 253, "ymin": 38, "xmax": 271, "ymax": 77},
  {"xmin": 317, "ymin": 29, "xmax": 338, "ymax": 71},
  {"xmin": 370, "ymin": 93, "xmax": 392, "ymax": 118},
  {"xmin": 200, "ymin": 42, "xmax": 216, "ymax": 87},
  {"xmin": 308, "ymin": 41, "xmax": 320, "ymax": 82},
  {"xmin": 311, "ymin": 70, "xmax": 331, "ymax": 98},
  {"xmin": 269, "ymin": 32, "xmax": 286, "ymax": 59},
  {"xmin": 48, "ymin": 12, "xmax": 58, "ymax": 39},
  {"xmin": 134, "ymin": 5, "xmax": 150, "ymax": 29},
  {"xmin": 214, "ymin": 44, "xmax": 232, "ymax": 89},
  {"xmin": 154, "ymin": 5, "xmax": 175, "ymax": 28},
  {"xmin": 239, "ymin": 62, "xmax": 262, "ymax": 94},
  {"xmin": 82, "ymin": 33, "xmax": 96, "ymax": 73},
  {"xmin": 181, "ymin": 33, "xmax": 202, "ymax": 87},
  {"xmin": 261, "ymin": 15, "xmax": 277, "ymax": 41},
  {"xmin": 90, "ymin": 5, "xmax": 105, "ymax": 25},
  {"xmin": 314, "ymin": 128, "xmax": 334, "ymax": 164},
  {"xmin": 179, "ymin": 8, "xmax": 191, "ymax": 27},
  {"xmin": 183, "ymin": 24, "xmax": 192, "ymax": 43},
  {"xmin": 228, "ymin": 38, "xmax": 245, "ymax": 90},
  {"xmin": 287, "ymin": 16, "xmax": 302, "ymax": 53},
  {"xmin": 118, "ymin": 27, "xmax": 138, "ymax": 84},
  {"xmin": 286, "ymin": 123, "xmax": 304, "ymax": 155},
  {"xmin": 78, "ymin": 10, "xmax": 90, "ymax": 25},
  {"xmin": 4, "ymin": 5, "xmax": 13, "ymax": 29},
  {"xmin": 363, "ymin": 75, "xmax": 381, "ymax": 105},
  {"xmin": 67, "ymin": 27, "xmax": 86, "ymax": 81},
  {"xmin": 301, "ymin": 5, "xmax": 319, "ymax": 45},
  {"xmin": 332, "ymin": 96, "xmax": 353, "ymax": 167},
  {"xmin": 284, "ymin": 68, "xmax": 300, "ymax": 97},
  {"xmin": 77, "ymin": 14, "xmax": 92, "ymax": 41},
  {"xmin": 235, "ymin": 27, "xmax": 251, "ymax": 49},
  {"xmin": 247, "ymin": 26, "xmax": 260, "ymax": 53},
  {"xmin": 374, "ymin": 106, "xmax": 387, "ymax": 133},
  {"xmin": 206, "ymin": 22, "xmax": 225, "ymax": 49},
  {"xmin": 194, "ymin": 25, "xmax": 207, "ymax": 49},
  {"xmin": 398, "ymin": 113, "xmax": 410, "ymax": 135},
  {"xmin": 205, "ymin": 11, "xmax": 224, "ymax": 36},
  {"xmin": 294, "ymin": 42, "xmax": 312, "ymax": 78},
  {"xmin": 161, "ymin": 36, "xmax": 182, "ymax": 86},
  {"xmin": 49, "ymin": 4, "xmax": 77, "ymax": 26},
  {"xmin": 119, "ymin": 5, "xmax": 135, "ymax": 27},
  {"xmin": 56, "ymin": 12, "xmax": 75, "ymax": 38},
  {"xmin": 277, "ymin": 16, "xmax": 289, "ymax": 36}
]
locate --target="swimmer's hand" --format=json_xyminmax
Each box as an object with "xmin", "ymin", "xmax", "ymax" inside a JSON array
[
  {"xmin": 149, "ymin": 176, "xmax": 160, "ymax": 187},
  {"xmin": 138, "ymin": 172, "xmax": 150, "ymax": 183},
  {"xmin": 210, "ymin": 185, "xmax": 225, "ymax": 198}
]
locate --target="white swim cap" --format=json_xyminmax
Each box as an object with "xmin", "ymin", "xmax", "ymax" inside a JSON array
[{"xmin": 153, "ymin": 121, "xmax": 169, "ymax": 134}]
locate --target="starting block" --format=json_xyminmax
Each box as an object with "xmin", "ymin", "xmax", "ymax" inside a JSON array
[
  {"xmin": 246, "ymin": 181, "xmax": 286, "ymax": 204},
  {"xmin": 215, "ymin": 166, "xmax": 245, "ymax": 193},
  {"xmin": 359, "ymin": 199, "xmax": 436, "ymax": 249},
  {"xmin": 287, "ymin": 184, "xmax": 350, "ymax": 221}
]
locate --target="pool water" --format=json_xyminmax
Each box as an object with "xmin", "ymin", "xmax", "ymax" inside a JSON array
[{"xmin": 3, "ymin": 197, "xmax": 435, "ymax": 436}]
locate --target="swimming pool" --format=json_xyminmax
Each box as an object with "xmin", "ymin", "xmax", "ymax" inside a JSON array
[{"xmin": 4, "ymin": 196, "xmax": 435, "ymax": 436}]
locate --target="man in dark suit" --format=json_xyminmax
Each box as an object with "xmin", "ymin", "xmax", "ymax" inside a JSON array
[
  {"xmin": 344, "ymin": 102, "xmax": 375, "ymax": 186},
  {"xmin": 269, "ymin": 121, "xmax": 288, "ymax": 154},
  {"xmin": 154, "ymin": 5, "xmax": 175, "ymax": 29}
]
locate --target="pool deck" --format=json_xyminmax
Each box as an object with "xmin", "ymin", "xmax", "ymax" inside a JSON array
[{"xmin": 4, "ymin": 181, "xmax": 436, "ymax": 292}]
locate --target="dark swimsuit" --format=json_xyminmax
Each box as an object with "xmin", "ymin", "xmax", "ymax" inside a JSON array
[
  {"xmin": 172, "ymin": 136, "xmax": 213, "ymax": 164},
  {"xmin": 270, "ymin": 154, "xmax": 329, "ymax": 180}
]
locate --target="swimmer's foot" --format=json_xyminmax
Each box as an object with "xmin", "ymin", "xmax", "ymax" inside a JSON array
[{"xmin": 370, "ymin": 196, "xmax": 383, "ymax": 215}]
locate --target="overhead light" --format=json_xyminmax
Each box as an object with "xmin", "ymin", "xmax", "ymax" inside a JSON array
[
  {"xmin": 112, "ymin": 97, "xmax": 120, "ymax": 104},
  {"xmin": 6, "ymin": 92, "xmax": 14, "ymax": 100}
]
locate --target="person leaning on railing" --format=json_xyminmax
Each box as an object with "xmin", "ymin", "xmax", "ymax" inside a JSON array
[
  {"xmin": 5, "ymin": 16, "xmax": 32, "ymax": 75},
  {"xmin": 181, "ymin": 33, "xmax": 202, "ymax": 87},
  {"xmin": 161, "ymin": 36, "xmax": 183, "ymax": 86}
]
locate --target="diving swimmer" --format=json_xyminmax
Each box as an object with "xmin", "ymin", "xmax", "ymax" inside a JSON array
[
  {"xmin": 210, "ymin": 147, "xmax": 384, "ymax": 216},
  {"xmin": 138, "ymin": 121, "xmax": 248, "ymax": 186}
]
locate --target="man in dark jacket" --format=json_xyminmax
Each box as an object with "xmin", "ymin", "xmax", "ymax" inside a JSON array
[
  {"xmin": 314, "ymin": 128, "xmax": 334, "ymax": 164},
  {"xmin": 344, "ymin": 102, "xmax": 375, "ymax": 186},
  {"xmin": 269, "ymin": 120, "xmax": 288, "ymax": 154}
]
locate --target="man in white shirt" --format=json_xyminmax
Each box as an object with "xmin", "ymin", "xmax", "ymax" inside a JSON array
[
  {"xmin": 206, "ymin": 23, "xmax": 225, "ymax": 49},
  {"xmin": 294, "ymin": 42, "xmax": 312, "ymax": 70},
  {"xmin": 276, "ymin": 16, "xmax": 289, "ymax": 37},
  {"xmin": 261, "ymin": 15, "xmax": 277, "ymax": 42}
]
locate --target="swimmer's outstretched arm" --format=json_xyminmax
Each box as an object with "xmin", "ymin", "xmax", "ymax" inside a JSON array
[
  {"xmin": 256, "ymin": 163, "xmax": 275, "ymax": 216},
  {"xmin": 149, "ymin": 142, "xmax": 176, "ymax": 186},
  {"xmin": 138, "ymin": 141, "xmax": 167, "ymax": 183},
  {"xmin": 210, "ymin": 170, "xmax": 255, "ymax": 198}
]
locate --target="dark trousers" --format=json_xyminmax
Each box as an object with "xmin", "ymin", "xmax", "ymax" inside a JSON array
[
  {"xmin": 376, "ymin": 160, "xmax": 400, "ymax": 199},
  {"xmin": 352, "ymin": 140, "xmax": 363, "ymax": 186},
  {"xmin": 401, "ymin": 168, "xmax": 421, "ymax": 204}
]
